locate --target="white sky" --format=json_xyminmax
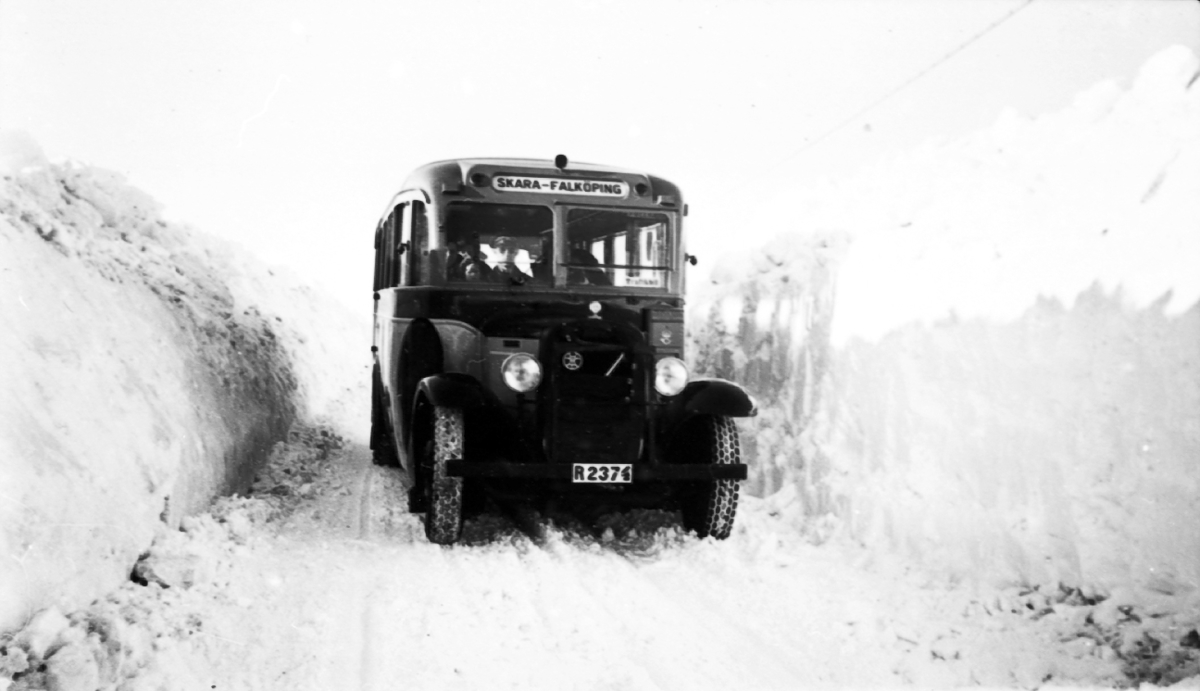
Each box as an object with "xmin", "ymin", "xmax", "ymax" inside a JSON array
[{"xmin": 2, "ymin": 0, "xmax": 1197, "ymax": 311}]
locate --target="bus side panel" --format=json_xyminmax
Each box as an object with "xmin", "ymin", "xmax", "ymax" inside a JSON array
[
  {"xmin": 375, "ymin": 289, "xmax": 408, "ymax": 467},
  {"xmin": 375, "ymin": 289, "xmax": 398, "ymax": 390}
]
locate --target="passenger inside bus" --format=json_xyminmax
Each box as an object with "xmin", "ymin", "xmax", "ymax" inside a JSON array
[
  {"xmin": 531, "ymin": 233, "xmax": 553, "ymax": 281},
  {"xmin": 446, "ymin": 233, "xmax": 492, "ymax": 282},
  {"xmin": 444, "ymin": 202, "xmax": 553, "ymax": 285},
  {"xmin": 568, "ymin": 247, "xmax": 612, "ymax": 286}
]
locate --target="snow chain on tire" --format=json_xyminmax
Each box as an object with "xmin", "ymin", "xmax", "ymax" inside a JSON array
[
  {"xmin": 424, "ymin": 406, "xmax": 464, "ymax": 545},
  {"xmin": 686, "ymin": 416, "xmax": 741, "ymax": 540}
]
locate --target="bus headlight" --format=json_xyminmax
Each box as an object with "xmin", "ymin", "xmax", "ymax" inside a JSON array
[
  {"xmin": 654, "ymin": 357, "xmax": 688, "ymax": 397},
  {"xmin": 502, "ymin": 353, "xmax": 542, "ymax": 392}
]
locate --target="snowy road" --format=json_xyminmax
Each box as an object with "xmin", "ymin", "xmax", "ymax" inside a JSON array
[
  {"xmin": 11, "ymin": 428, "xmax": 1193, "ymax": 690},
  {"xmin": 184, "ymin": 445, "xmax": 900, "ymax": 690},
  {"xmin": 109, "ymin": 431, "xmax": 1173, "ymax": 691}
]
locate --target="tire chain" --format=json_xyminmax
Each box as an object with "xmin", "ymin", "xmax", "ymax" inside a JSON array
[
  {"xmin": 425, "ymin": 406, "xmax": 464, "ymax": 544},
  {"xmin": 698, "ymin": 416, "xmax": 741, "ymax": 539}
]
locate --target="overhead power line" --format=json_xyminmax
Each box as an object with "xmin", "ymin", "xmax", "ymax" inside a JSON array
[{"xmin": 775, "ymin": 0, "xmax": 1037, "ymax": 167}]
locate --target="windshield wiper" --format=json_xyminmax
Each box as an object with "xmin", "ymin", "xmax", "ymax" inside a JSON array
[{"xmin": 605, "ymin": 353, "xmax": 625, "ymax": 377}]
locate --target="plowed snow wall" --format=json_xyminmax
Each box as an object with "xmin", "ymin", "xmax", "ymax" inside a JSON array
[
  {"xmin": 695, "ymin": 276, "xmax": 1200, "ymax": 593},
  {"xmin": 687, "ymin": 234, "xmax": 843, "ymax": 498},
  {"xmin": 815, "ymin": 292, "xmax": 1200, "ymax": 592},
  {"xmin": 692, "ymin": 46, "xmax": 1200, "ymax": 594},
  {"xmin": 0, "ymin": 164, "xmax": 299, "ymax": 632}
]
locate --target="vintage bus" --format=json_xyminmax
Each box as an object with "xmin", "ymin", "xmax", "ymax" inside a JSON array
[{"xmin": 370, "ymin": 156, "xmax": 755, "ymax": 544}]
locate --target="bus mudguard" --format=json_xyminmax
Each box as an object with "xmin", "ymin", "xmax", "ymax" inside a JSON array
[
  {"xmin": 396, "ymin": 317, "xmax": 445, "ymax": 448},
  {"xmin": 415, "ymin": 372, "xmax": 491, "ymax": 410},
  {"xmin": 662, "ymin": 378, "xmax": 757, "ymax": 432}
]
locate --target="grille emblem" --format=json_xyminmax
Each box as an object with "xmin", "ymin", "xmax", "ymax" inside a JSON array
[
  {"xmin": 659, "ymin": 327, "xmax": 673, "ymax": 345},
  {"xmin": 562, "ymin": 351, "xmax": 583, "ymax": 371}
]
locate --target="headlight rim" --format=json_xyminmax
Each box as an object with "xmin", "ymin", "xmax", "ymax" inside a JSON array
[
  {"xmin": 654, "ymin": 356, "xmax": 689, "ymax": 397},
  {"xmin": 501, "ymin": 352, "xmax": 542, "ymax": 393}
]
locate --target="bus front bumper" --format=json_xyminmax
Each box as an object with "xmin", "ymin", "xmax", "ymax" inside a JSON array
[{"xmin": 444, "ymin": 461, "xmax": 747, "ymax": 482}]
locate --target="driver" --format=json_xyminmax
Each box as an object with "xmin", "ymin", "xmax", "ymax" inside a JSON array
[{"xmin": 491, "ymin": 236, "xmax": 532, "ymax": 283}]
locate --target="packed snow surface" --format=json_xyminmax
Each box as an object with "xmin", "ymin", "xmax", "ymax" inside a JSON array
[{"xmin": 5, "ymin": 428, "xmax": 1198, "ymax": 690}]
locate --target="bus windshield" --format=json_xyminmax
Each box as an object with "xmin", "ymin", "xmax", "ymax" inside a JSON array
[
  {"xmin": 564, "ymin": 209, "xmax": 673, "ymax": 289},
  {"xmin": 444, "ymin": 202, "xmax": 553, "ymax": 285}
]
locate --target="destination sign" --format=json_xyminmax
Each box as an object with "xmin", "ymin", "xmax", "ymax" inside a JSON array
[{"xmin": 492, "ymin": 175, "xmax": 628, "ymax": 198}]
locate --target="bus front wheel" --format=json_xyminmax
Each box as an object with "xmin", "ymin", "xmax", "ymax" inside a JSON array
[
  {"xmin": 424, "ymin": 406, "xmax": 464, "ymax": 545},
  {"xmin": 680, "ymin": 415, "xmax": 741, "ymax": 540}
]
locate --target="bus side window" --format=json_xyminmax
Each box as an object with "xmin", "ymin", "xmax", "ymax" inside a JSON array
[
  {"xmin": 397, "ymin": 203, "xmax": 411, "ymax": 287},
  {"xmin": 384, "ymin": 204, "xmax": 403, "ymax": 287},
  {"xmin": 410, "ymin": 201, "xmax": 427, "ymax": 285},
  {"xmin": 373, "ymin": 225, "xmax": 385, "ymax": 291}
]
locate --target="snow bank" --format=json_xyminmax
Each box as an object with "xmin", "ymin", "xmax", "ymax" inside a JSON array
[
  {"xmin": 0, "ymin": 147, "xmax": 369, "ymax": 633},
  {"xmin": 695, "ymin": 46, "xmax": 1200, "ymax": 594}
]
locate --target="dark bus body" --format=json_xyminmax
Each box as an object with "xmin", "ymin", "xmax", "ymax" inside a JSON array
[{"xmin": 370, "ymin": 157, "xmax": 755, "ymax": 544}]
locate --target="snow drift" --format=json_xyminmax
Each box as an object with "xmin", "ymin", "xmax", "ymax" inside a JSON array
[
  {"xmin": 0, "ymin": 139, "xmax": 369, "ymax": 633},
  {"xmin": 693, "ymin": 46, "xmax": 1200, "ymax": 593}
]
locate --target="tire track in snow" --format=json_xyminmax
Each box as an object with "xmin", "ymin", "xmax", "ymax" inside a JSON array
[
  {"xmin": 357, "ymin": 451, "xmax": 373, "ymax": 540},
  {"xmin": 216, "ymin": 440, "xmax": 883, "ymax": 688},
  {"xmin": 493, "ymin": 517, "xmax": 866, "ymax": 687},
  {"xmin": 336, "ymin": 445, "xmax": 381, "ymax": 691},
  {"xmin": 357, "ymin": 582, "xmax": 383, "ymax": 691},
  {"xmin": 347, "ymin": 449, "xmax": 404, "ymax": 691},
  {"xmin": 354, "ymin": 450, "xmax": 373, "ymax": 691},
  {"xmin": 552, "ymin": 532, "xmax": 815, "ymax": 688}
]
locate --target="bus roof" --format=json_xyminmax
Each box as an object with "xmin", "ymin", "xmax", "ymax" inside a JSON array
[{"xmin": 389, "ymin": 157, "xmax": 683, "ymax": 219}]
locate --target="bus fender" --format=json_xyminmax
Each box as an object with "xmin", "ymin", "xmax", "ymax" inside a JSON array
[
  {"xmin": 662, "ymin": 379, "xmax": 757, "ymax": 431},
  {"xmin": 396, "ymin": 317, "xmax": 445, "ymax": 450},
  {"xmin": 415, "ymin": 373, "xmax": 491, "ymax": 410}
]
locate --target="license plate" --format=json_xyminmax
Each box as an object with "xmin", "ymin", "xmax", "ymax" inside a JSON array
[{"xmin": 572, "ymin": 464, "xmax": 633, "ymax": 484}]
